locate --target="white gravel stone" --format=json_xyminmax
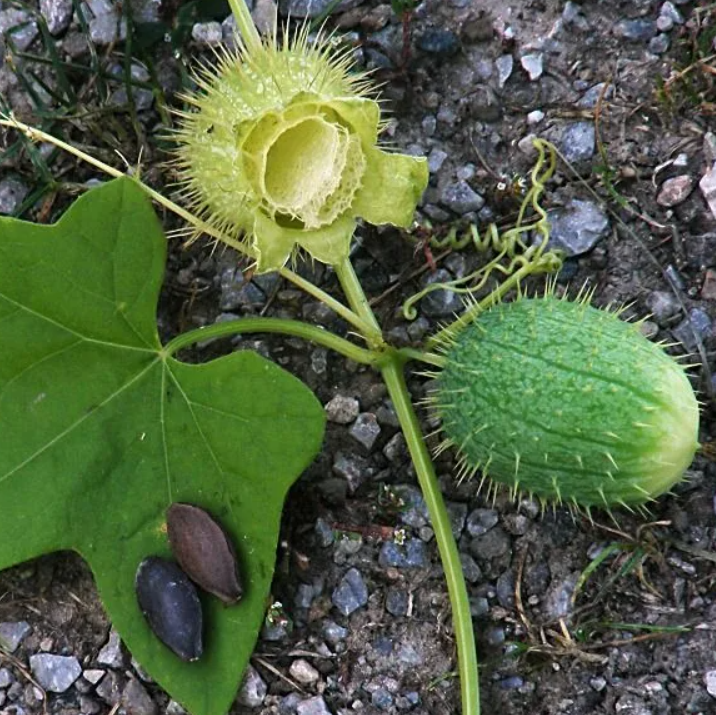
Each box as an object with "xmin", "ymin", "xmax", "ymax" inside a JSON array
[{"xmin": 29, "ymin": 654, "xmax": 81, "ymax": 693}]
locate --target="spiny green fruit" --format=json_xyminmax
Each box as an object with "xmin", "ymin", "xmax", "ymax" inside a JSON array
[{"xmin": 434, "ymin": 297, "xmax": 700, "ymax": 509}]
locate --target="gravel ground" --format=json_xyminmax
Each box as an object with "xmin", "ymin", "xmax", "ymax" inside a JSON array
[{"xmin": 2, "ymin": 0, "xmax": 716, "ymax": 714}]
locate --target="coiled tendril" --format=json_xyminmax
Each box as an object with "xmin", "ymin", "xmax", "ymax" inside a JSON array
[{"xmin": 402, "ymin": 139, "xmax": 564, "ymax": 320}]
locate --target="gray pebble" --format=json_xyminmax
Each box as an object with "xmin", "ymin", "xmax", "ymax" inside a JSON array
[
  {"xmin": 649, "ymin": 33, "xmax": 670, "ymax": 54},
  {"xmin": 417, "ymin": 29, "xmax": 459, "ymax": 56},
  {"xmin": 547, "ymin": 199, "xmax": 609, "ymax": 256},
  {"xmin": 447, "ymin": 501, "xmax": 467, "ymax": 537},
  {"xmin": 396, "ymin": 486, "xmax": 429, "ymax": 528},
  {"xmin": 349, "ymin": 413, "xmax": 381, "ymax": 451},
  {"xmin": 543, "ymin": 573, "xmax": 578, "ymax": 620},
  {"xmin": 385, "ymin": 588, "xmax": 410, "ymax": 617},
  {"xmin": 29, "ymin": 654, "xmax": 81, "ymax": 693},
  {"xmin": 296, "ymin": 695, "xmax": 333, "ymax": 715},
  {"xmin": 110, "ymin": 64, "xmax": 154, "ymax": 111},
  {"xmin": 279, "ymin": 0, "xmax": 360, "ymax": 18},
  {"xmin": 459, "ymin": 553, "xmax": 483, "ymax": 583},
  {"xmin": 95, "ymin": 670, "xmax": 124, "ymax": 705},
  {"xmin": 97, "ymin": 628, "xmax": 125, "ymax": 669},
  {"xmin": 495, "ymin": 54, "xmax": 513, "ymax": 88},
  {"xmin": 646, "ymin": 290, "xmax": 681, "ymax": 325},
  {"xmin": 378, "ymin": 539, "xmax": 427, "ymax": 569},
  {"xmin": 0, "ymin": 622, "xmax": 31, "ymax": 653},
  {"xmin": 279, "ymin": 692, "xmax": 302, "ymax": 715},
  {"xmin": 0, "ymin": 668, "xmax": 13, "ymax": 688},
  {"xmin": 614, "ymin": 18, "xmax": 656, "ymax": 41},
  {"xmin": 577, "ymin": 82, "xmax": 613, "ymax": 109},
  {"xmin": 86, "ymin": 0, "xmax": 126, "ymax": 44},
  {"xmin": 332, "ymin": 451, "xmax": 369, "ymax": 493},
  {"xmin": 237, "ymin": 665, "xmax": 267, "ymax": 707},
  {"xmin": 470, "ymin": 526, "xmax": 511, "ymax": 561},
  {"xmin": 500, "ymin": 676, "xmax": 524, "ymax": 690},
  {"xmin": 295, "ymin": 583, "xmax": 316, "ymax": 610},
  {"xmin": 657, "ymin": 175, "xmax": 693, "ymax": 207},
  {"xmin": 396, "ymin": 691, "xmax": 420, "ymax": 709},
  {"xmin": 496, "ymin": 571, "xmax": 516, "ymax": 608},
  {"xmin": 705, "ymin": 670, "xmax": 716, "ymax": 697},
  {"xmin": 325, "ymin": 395, "xmax": 359, "ymax": 424},
  {"xmin": 428, "ymin": 148, "xmax": 448, "ymax": 174},
  {"xmin": 322, "ymin": 620, "xmax": 348, "ymax": 647},
  {"xmin": 383, "ymin": 432, "xmax": 405, "ymax": 462},
  {"xmin": 422, "ymin": 115, "xmax": 437, "ymax": 136},
  {"xmin": 660, "ymin": 1, "xmax": 684, "ymax": 24},
  {"xmin": 0, "ymin": 8, "xmax": 38, "ymax": 50},
  {"xmin": 590, "ymin": 676, "xmax": 607, "ymax": 692},
  {"xmin": 465, "ymin": 508, "xmax": 499, "ymax": 537},
  {"xmin": 485, "ymin": 626, "xmax": 505, "ymax": 646},
  {"xmin": 440, "ymin": 180, "xmax": 485, "ymax": 215},
  {"xmin": 656, "ymin": 14, "xmax": 673, "ymax": 32},
  {"xmin": 191, "ymin": 21, "xmax": 223, "ymax": 46},
  {"xmin": 672, "ymin": 309, "xmax": 713, "ymax": 351},
  {"xmin": 315, "ymin": 518, "xmax": 335, "ymax": 547},
  {"xmin": 40, "ymin": 0, "xmax": 73, "ymax": 35},
  {"xmin": 332, "ymin": 567, "xmax": 368, "ymax": 616},
  {"xmin": 289, "ymin": 659, "xmax": 320, "ymax": 685},
  {"xmin": 559, "ymin": 122, "xmax": 595, "ymax": 162},
  {"xmin": 520, "ymin": 53, "xmax": 543, "ymax": 81},
  {"xmin": 82, "ymin": 669, "xmax": 105, "ymax": 685},
  {"xmin": 371, "ymin": 687, "xmax": 393, "ymax": 710},
  {"xmin": 121, "ymin": 677, "xmax": 156, "ymax": 715},
  {"xmin": 0, "ymin": 179, "xmax": 29, "ymax": 216},
  {"xmin": 132, "ymin": 0, "xmax": 163, "ymax": 23},
  {"xmin": 420, "ymin": 268, "xmax": 463, "ymax": 318}
]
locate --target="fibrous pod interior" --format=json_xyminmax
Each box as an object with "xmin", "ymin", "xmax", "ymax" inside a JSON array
[
  {"xmin": 135, "ymin": 556, "xmax": 203, "ymax": 662},
  {"xmin": 435, "ymin": 297, "xmax": 700, "ymax": 508}
]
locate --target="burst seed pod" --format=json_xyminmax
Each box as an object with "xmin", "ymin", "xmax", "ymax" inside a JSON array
[
  {"xmin": 172, "ymin": 25, "xmax": 428, "ymax": 273},
  {"xmin": 433, "ymin": 296, "xmax": 700, "ymax": 510},
  {"xmin": 167, "ymin": 503, "xmax": 243, "ymax": 605},
  {"xmin": 135, "ymin": 557, "xmax": 203, "ymax": 662}
]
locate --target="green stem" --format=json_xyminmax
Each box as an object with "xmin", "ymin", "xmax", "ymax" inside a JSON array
[
  {"xmin": 163, "ymin": 316, "xmax": 380, "ymax": 365},
  {"xmin": 0, "ymin": 117, "xmax": 379, "ymax": 340},
  {"xmin": 227, "ymin": 0, "xmax": 262, "ymax": 51},
  {"xmin": 334, "ymin": 258, "xmax": 383, "ymax": 341},
  {"xmin": 335, "ymin": 258, "xmax": 480, "ymax": 715}
]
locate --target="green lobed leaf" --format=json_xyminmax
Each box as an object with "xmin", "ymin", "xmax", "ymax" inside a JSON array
[{"xmin": 0, "ymin": 178, "xmax": 325, "ymax": 715}]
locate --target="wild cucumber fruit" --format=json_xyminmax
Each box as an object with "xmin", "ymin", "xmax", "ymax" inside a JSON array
[
  {"xmin": 135, "ymin": 557, "xmax": 204, "ymax": 662},
  {"xmin": 434, "ymin": 296, "xmax": 700, "ymax": 509}
]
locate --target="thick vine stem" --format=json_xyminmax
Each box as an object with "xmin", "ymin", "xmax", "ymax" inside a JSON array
[
  {"xmin": 163, "ymin": 316, "xmax": 381, "ymax": 365},
  {"xmin": 335, "ymin": 257, "xmax": 480, "ymax": 715},
  {"xmin": 227, "ymin": 0, "xmax": 262, "ymax": 51}
]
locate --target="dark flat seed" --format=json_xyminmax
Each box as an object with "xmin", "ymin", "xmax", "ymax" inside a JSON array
[
  {"xmin": 167, "ymin": 503, "xmax": 243, "ymax": 604},
  {"xmin": 135, "ymin": 557, "xmax": 203, "ymax": 662}
]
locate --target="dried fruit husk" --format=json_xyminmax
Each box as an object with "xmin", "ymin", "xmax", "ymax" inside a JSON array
[
  {"xmin": 167, "ymin": 503, "xmax": 243, "ymax": 604},
  {"xmin": 135, "ymin": 556, "xmax": 203, "ymax": 662}
]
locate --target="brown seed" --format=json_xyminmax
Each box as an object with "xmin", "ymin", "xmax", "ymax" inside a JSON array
[{"xmin": 166, "ymin": 503, "xmax": 243, "ymax": 604}]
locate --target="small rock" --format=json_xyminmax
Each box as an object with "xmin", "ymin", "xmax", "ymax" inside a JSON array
[
  {"xmin": 332, "ymin": 568, "xmax": 368, "ymax": 616},
  {"xmin": 527, "ymin": 110, "xmax": 544, "ymax": 124},
  {"xmin": 332, "ymin": 452, "xmax": 369, "ymax": 493},
  {"xmin": 702, "ymin": 270, "xmax": 716, "ymax": 301},
  {"xmin": 296, "ymin": 695, "xmax": 333, "ymax": 715},
  {"xmin": 0, "ymin": 179, "xmax": 29, "ymax": 216},
  {"xmin": 322, "ymin": 620, "xmax": 348, "ymax": 647},
  {"xmin": 657, "ymin": 175, "xmax": 693, "ymax": 207},
  {"xmin": 420, "ymin": 268, "xmax": 463, "ymax": 318},
  {"xmin": 417, "ymin": 29, "xmax": 459, "ymax": 56},
  {"xmin": 440, "ymin": 180, "xmax": 485, "ymax": 215},
  {"xmin": 447, "ymin": 501, "xmax": 467, "ymax": 537},
  {"xmin": 520, "ymin": 53, "xmax": 543, "ymax": 81},
  {"xmin": 495, "ymin": 54, "xmax": 513, "ymax": 88},
  {"xmin": 577, "ymin": 82, "xmax": 613, "ymax": 109},
  {"xmin": 121, "ymin": 677, "xmax": 156, "ymax": 715},
  {"xmin": 279, "ymin": 0, "xmax": 359, "ymax": 18},
  {"xmin": 559, "ymin": 122, "xmax": 595, "ymax": 162},
  {"xmin": 547, "ymin": 199, "xmax": 609, "ymax": 256},
  {"xmin": 325, "ymin": 395, "xmax": 359, "ymax": 424},
  {"xmin": 378, "ymin": 539, "xmax": 427, "ymax": 569},
  {"xmin": 349, "ymin": 413, "xmax": 381, "ymax": 451},
  {"xmin": 0, "ymin": 622, "xmax": 31, "ymax": 652},
  {"xmin": 289, "ymin": 659, "xmax": 320, "ymax": 686},
  {"xmin": 385, "ymin": 588, "xmax": 410, "ymax": 617},
  {"xmin": 500, "ymin": 676, "xmax": 524, "ymax": 690},
  {"xmin": 383, "ymin": 433, "xmax": 406, "ymax": 462},
  {"xmin": 543, "ymin": 573, "xmax": 579, "ymax": 620},
  {"xmin": 0, "ymin": 668, "xmax": 13, "ymax": 688},
  {"xmin": 82, "ymin": 669, "xmax": 106, "ymax": 685},
  {"xmin": 614, "ymin": 18, "xmax": 656, "ymax": 42},
  {"xmin": 29, "ymin": 654, "xmax": 81, "ymax": 693},
  {"xmin": 465, "ymin": 508, "xmax": 499, "ymax": 537},
  {"xmin": 459, "ymin": 553, "xmax": 483, "ymax": 583},
  {"xmin": 649, "ymin": 33, "xmax": 670, "ymax": 54},
  {"xmin": 371, "ymin": 687, "xmax": 393, "ymax": 710},
  {"xmin": 705, "ymin": 670, "xmax": 716, "ymax": 698},
  {"xmin": 40, "ymin": 0, "xmax": 73, "ymax": 35},
  {"xmin": 699, "ymin": 162, "xmax": 716, "ymax": 220},
  {"xmin": 428, "ymin": 148, "xmax": 448, "ymax": 174},
  {"xmin": 97, "ymin": 628, "xmax": 125, "ymax": 668},
  {"xmin": 660, "ymin": 2, "xmax": 684, "ymax": 24},
  {"xmin": 86, "ymin": 0, "xmax": 126, "ymax": 44},
  {"xmin": 95, "ymin": 670, "xmax": 124, "ymax": 705},
  {"xmin": 191, "ymin": 21, "xmax": 223, "ymax": 46},
  {"xmin": 315, "ymin": 518, "xmax": 335, "ymax": 547},
  {"xmin": 237, "ymin": 666, "xmax": 267, "ymax": 707},
  {"xmin": 656, "ymin": 14, "xmax": 673, "ymax": 32},
  {"xmin": 0, "ymin": 8, "xmax": 38, "ymax": 50},
  {"xmin": 590, "ymin": 676, "xmax": 607, "ymax": 692},
  {"xmin": 672, "ymin": 309, "xmax": 713, "ymax": 351},
  {"xmin": 646, "ymin": 290, "xmax": 681, "ymax": 324}
]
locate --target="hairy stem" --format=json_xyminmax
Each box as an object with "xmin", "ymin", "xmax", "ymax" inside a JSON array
[
  {"xmin": 335, "ymin": 257, "xmax": 480, "ymax": 715},
  {"xmin": 163, "ymin": 317, "xmax": 380, "ymax": 365},
  {"xmin": 0, "ymin": 117, "xmax": 380, "ymax": 339}
]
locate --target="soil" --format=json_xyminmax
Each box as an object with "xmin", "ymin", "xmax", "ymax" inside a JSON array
[{"xmin": 2, "ymin": 0, "xmax": 716, "ymax": 714}]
